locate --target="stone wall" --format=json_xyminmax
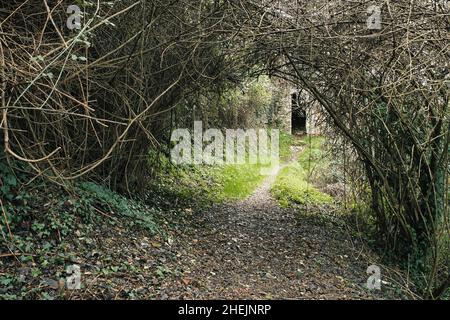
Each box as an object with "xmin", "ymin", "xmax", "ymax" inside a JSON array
[
  {"xmin": 271, "ymin": 78, "xmax": 324, "ymax": 135},
  {"xmin": 269, "ymin": 78, "xmax": 292, "ymax": 133}
]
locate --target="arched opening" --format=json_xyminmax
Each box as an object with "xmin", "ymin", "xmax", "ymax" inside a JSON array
[{"xmin": 291, "ymin": 92, "xmax": 307, "ymax": 134}]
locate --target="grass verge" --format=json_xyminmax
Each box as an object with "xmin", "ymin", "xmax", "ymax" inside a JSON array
[{"xmin": 271, "ymin": 135, "xmax": 333, "ymax": 207}]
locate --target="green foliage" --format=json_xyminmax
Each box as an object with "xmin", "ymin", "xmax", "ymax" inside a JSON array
[
  {"xmin": 0, "ymin": 148, "xmax": 29, "ymax": 201},
  {"xmin": 0, "ymin": 150, "xmax": 34, "ymax": 237},
  {"xmin": 211, "ymin": 163, "xmax": 266, "ymax": 200},
  {"xmin": 193, "ymin": 76, "xmax": 275, "ymax": 130},
  {"xmin": 0, "ymin": 162, "xmax": 17, "ymax": 201},
  {"xmin": 0, "ymin": 161, "xmax": 168, "ymax": 299},
  {"xmin": 279, "ymin": 131, "xmax": 294, "ymax": 162},
  {"xmin": 153, "ymin": 133, "xmax": 327, "ymax": 205},
  {"xmin": 272, "ymin": 136, "xmax": 333, "ymax": 207},
  {"xmin": 297, "ymin": 136, "xmax": 328, "ymax": 170},
  {"xmin": 148, "ymin": 128, "xmax": 283, "ymax": 203},
  {"xmin": 272, "ymin": 165, "xmax": 333, "ymax": 207},
  {"xmin": 0, "ymin": 157, "xmax": 162, "ymax": 265},
  {"xmin": 148, "ymin": 156, "xmax": 268, "ymax": 205},
  {"xmin": 210, "ymin": 130, "xmax": 292, "ymax": 200},
  {"xmin": 77, "ymin": 182, "xmax": 159, "ymax": 234}
]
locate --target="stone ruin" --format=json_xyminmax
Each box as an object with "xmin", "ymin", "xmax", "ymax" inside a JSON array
[{"xmin": 271, "ymin": 79, "xmax": 324, "ymax": 135}]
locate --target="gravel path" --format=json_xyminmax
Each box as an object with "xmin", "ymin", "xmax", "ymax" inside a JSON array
[{"xmin": 0, "ymin": 147, "xmax": 394, "ymax": 300}]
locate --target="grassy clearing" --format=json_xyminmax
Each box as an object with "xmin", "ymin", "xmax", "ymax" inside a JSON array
[
  {"xmin": 198, "ymin": 130, "xmax": 295, "ymax": 200},
  {"xmin": 150, "ymin": 130, "xmax": 293, "ymax": 202},
  {"xmin": 150, "ymin": 156, "xmax": 270, "ymax": 202},
  {"xmin": 211, "ymin": 163, "xmax": 267, "ymax": 200},
  {"xmin": 271, "ymin": 136, "xmax": 333, "ymax": 207}
]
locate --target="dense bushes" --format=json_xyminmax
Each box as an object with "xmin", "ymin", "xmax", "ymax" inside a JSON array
[
  {"xmin": 256, "ymin": 1, "xmax": 449, "ymax": 297},
  {"xmin": 0, "ymin": 0, "xmax": 252, "ymax": 192}
]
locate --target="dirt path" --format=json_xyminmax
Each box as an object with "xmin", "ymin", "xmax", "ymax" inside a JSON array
[
  {"xmin": 3, "ymin": 152, "xmax": 385, "ymax": 300},
  {"xmin": 0, "ymin": 143, "xmax": 397, "ymax": 300},
  {"xmin": 153, "ymin": 162, "xmax": 381, "ymax": 300}
]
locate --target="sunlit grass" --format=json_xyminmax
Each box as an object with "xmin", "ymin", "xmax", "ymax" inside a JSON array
[
  {"xmin": 271, "ymin": 135, "xmax": 333, "ymax": 207},
  {"xmin": 210, "ymin": 130, "xmax": 293, "ymax": 200},
  {"xmin": 212, "ymin": 163, "xmax": 267, "ymax": 200}
]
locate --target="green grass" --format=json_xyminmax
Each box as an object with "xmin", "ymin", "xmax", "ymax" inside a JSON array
[
  {"xmin": 148, "ymin": 154, "xmax": 270, "ymax": 204},
  {"xmin": 211, "ymin": 163, "xmax": 266, "ymax": 200},
  {"xmin": 271, "ymin": 135, "xmax": 333, "ymax": 207},
  {"xmin": 272, "ymin": 165, "xmax": 333, "ymax": 207},
  {"xmin": 165, "ymin": 160, "xmax": 270, "ymax": 202},
  {"xmin": 279, "ymin": 131, "xmax": 294, "ymax": 162},
  {"xmin": 149, "ymin": 130, "xmax": 293, "ymax": 202},
  {"xmin": 212, "ymin": 130, "xmax": 293, "ymax": 200},
  {"xmin": 148, "ymin": 130, "xmax": 295, "ymax": 203}
]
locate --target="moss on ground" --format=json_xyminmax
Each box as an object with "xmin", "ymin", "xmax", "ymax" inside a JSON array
[{"xmin": 271, "ymin": 135, "xmax": 333, "ymax": 207}]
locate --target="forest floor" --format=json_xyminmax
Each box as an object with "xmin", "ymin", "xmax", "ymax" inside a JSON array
[
  {"xmin": 1, "ymin": 137, "xmax": 406, "ymax": 300},
  {"xmin": 149, "ymin": 166, "xmax": 384, "ymax": 299}
]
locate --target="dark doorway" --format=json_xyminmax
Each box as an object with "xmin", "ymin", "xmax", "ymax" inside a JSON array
[{"xmin": 291, "ymin": 93, "xmax": 306, "ymax": 133}]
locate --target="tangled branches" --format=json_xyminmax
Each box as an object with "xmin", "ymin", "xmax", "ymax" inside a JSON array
[
  {"xmin": 1, "ymin": 0, "xmax": 448, "ymax": 297},
  {"xmin": 0, "ymin": 0, "xmax": 247, "ymax": 191},
  {"xmin": 245, "ymin": 0, "xmax": 449, "ymax": 296}
]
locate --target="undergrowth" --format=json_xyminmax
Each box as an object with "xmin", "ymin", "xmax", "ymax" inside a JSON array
[
  {"xmin": 147, "ymin": 156, "xmax": 267, "ymax": 203},
  {"xmin": 146, "ymin": 131, "xmax": 293, "ymax": 203},
  {"xmin": 0, "ymin": 150, "xmax": 168, "ymax": 299},
  {"xmin": 271, "ymin": 136, "xmax": 333, "ymax": 207}
]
